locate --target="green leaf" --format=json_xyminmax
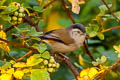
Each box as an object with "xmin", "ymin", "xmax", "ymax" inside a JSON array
[
  {"xmin": 89, "ymin": 31, "xmax": 98, "ymax": 37},
  {"xmin": 0, "ymin": 0, "xmax": 7, "ymax": 6},
  {"xmin": 2, "ymin": 62, "xmax": 11, "ymax": 69},
  {"xmin": 0, "ymin": 14, "xmax": 11, "ymax": 22},
  {"xmin": 0, "ymin": 6, "xmax": 8, "ymax": 10},
  {"xmin": 1, "ymin": 2, "xmax": 19, "ymax": 14},
  {"xmin": 32, "ymin": 43, "xmax": 47, "ymax": 53},
  {"xmin": 33, "ymin": 6, "xmax": 44, "ymax": 12},
  {"xmin": 0, "ymin": 60, "xmax": 6, "ymax": 66},
  {"xmin": 96, "ymin": 46, "xmax": 118, "ymax": 65},
  {"xmin": 33, "ymin": 54, "xmax": 41, "ymax": 58},
  {"xmin": 88, "ymin": 40, "xmax": 101, "ymax": 44},
  {"xmin": 27, "ymin": 27, "xmax": 43, "ymax": 36},
  {"xmin": 41, "ymin": 51, "xmax": 50, "ymax": 59},
  {"xmin": 93, "ymin": 25, "xmax": 99, "ymax": 31},
  {"xmin": 31, "ymin": 69, "xmax": 50, "ymax": 80},
  {"xmin": 38, "ymin": 20, "xmax": 46, "ymax": 28},
  {"xmin": 97, "ymin": 33, "xmax": 104, "ymax": 40},
  {"xmin": 15, "ymin": 25, "xmax": 30, "ymax": 34},
  {"xmin": 27, "ymin": 57, "xmax": 43, "ymax": 66},
  {"xmin": 98, "ymin": 4, "xmax": 112, "ymax": 16}
]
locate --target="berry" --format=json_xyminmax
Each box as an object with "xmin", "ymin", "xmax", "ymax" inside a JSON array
[
  {"xmin": 49, "ymin": 58, "xmax": 55, "ymax": 63},
  {"xmin": 19, "ymin": 7, "xmax": 24, "ymax": 13},
  {"xmin": 43, "ymin": 60, "xmax": 48, "ymax": 65},
  {"xmin": 18, "ymin": 18, "xmax": 22, "ymax": 22},
  {"xmin": 12, "ymin": 16, "xmax": 17, "ymax": 21},
  {"xmin": 23, "ymin": 14, "xmax": 25, "ymax": 17},
  {"xmin": 14, "ymin": 11, "xmax": 18, "ymax": 16},
  {"xmin": 47, "ymin": 68, "xmax": 54, "ymax": 73},
  {"xmin": 18, "ymin": 13, "xmax": 23, "ymax": 17},
  {"xmin": 48, "ymin": 63, "xmax": 52, "ymax": 67},
  {"xmin": 52, "ymin": 64, "xmax": 56, "ymax": 67},
  {"xmin": 56, "ymin": 63, "xmax": 60, "ymax": 69}
]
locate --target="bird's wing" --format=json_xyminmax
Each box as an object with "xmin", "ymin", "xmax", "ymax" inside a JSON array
[{"xmin": 41, "ymin": 29, "xmax": 74, "ymax": 44}]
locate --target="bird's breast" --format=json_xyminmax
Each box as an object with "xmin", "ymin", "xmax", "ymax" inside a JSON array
[{"xmin": 42, "ymin": 39, "xmax": 78, "ymax": 53}]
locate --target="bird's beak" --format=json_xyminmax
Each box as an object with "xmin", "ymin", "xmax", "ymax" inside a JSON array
[{"xmin": 85, "ymin": 33, "xmax": 89, "ymax": 39}]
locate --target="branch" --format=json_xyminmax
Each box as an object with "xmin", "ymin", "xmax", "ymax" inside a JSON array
[
  {"xmin": 4, "ymin": 24, "xmax": 19, "ymax": 33},
  {"xmin": 23, "ymin": 16, "xmax": 42, "ymax": 32},
  {"xmin": 84, "ymin": 42, "xmax": 95, "ymax": 61},
  {"xmin": 16, "ymin": 50, "xmax": 33, "ymax": 62},
  {"xmin": 101, "ymin": 25, "xmax": 120, "ymax": 33},
  {"xmin": 44, "ymin": 0, "xmax": 56, "ymax": 9},
  {"xmin": 4, "ymin": 16, "xmax": 42, "ymax": 33},
  {"xmin": 101, "ymin": 0, "xmax": 120, "ymax": 22},
  {"xmin": 0, "ymin": 38, "xmax": 39, "ymax": 53},
  {"xmin": 96, "ymin": 60, "xmax": 120, "ymax": 80},
  {"xmin": 54, "ymin": 54, "xmax": 79, "ymax": 80},
  {"xmin": 61, "ymin": 0, "xmax": 76, "ymax": 23}
]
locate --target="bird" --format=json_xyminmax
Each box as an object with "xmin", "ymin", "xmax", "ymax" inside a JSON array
[
  {"xmin": 38, "ymin": 23, "xmax": 88, "ymax": 53},
  {"xmin": 12, "ymin": 23, "xmax": 88, "ymax": 53}
]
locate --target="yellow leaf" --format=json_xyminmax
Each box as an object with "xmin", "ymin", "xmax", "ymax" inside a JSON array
[
  {"xmin": 13, "ymin": 62, "xmax": 27, "ymax": 68},
  {"xmin": 118, "ymin": 53, "xmax": 120, "ymax": 58},
  {"xmin": 77, "ymin": 77, "xmax": 84, "ymax": 80},
  {"xmin": 26, "ymin": 56, "xmax": 43, "ymax": 66},
  {"xmin": 0, "ymin": 28, "xmax": 10, "ymax": 53},
  {"xmin": 78, "ymin": 55, "xmax": 85, "ymax": 66},
  {"xmin": 79, "ymin": 67, "xmax": 100, "ymax": 80},
  {"xmin": 23, "ymin": 69, "xmax": 30, "ymax": 73},
  {"xmin": 80, "ymin": 68, "xmax": 89, "ymax": 77},
  {"xmin": 13, "ymin": 70, "xmax": 24, "ymax": 79},
  {"xmin": 0, "ymin": 74, "xmax": 12, "ymax": 80},
  {"xmin": 88, "ymin": 68, "xmax": 98, "ymax": 79},
  {"xmin": 6, "ymin": 68, "xmax": 14, "ymax": 74},
  {"xmin": 113, "ymin": 45, "xmax": 120, "ymax": 53}
]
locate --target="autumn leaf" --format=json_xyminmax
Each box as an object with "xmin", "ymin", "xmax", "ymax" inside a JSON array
[
  {"xmin": 0, "ymin": 25, "xmax": 10, "ymax": 53},
  {"xmin": 13, "ymin": 70, "xmax": 24, "ymax": 79},
  {"xmin": 68, "ymin": 0, "xmax": 85, "ymax": 14}
]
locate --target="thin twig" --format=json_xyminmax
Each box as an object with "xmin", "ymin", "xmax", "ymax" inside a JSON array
[
  {"xmin": 16, "ymin": 50, "xmax": 33, "ymax": 62},
  {"xmin": 96, "ymin": 60, "xmax": 120, "ymax": 80},
  {"xmin": 84, "ymin": 42, "xmax": 95, "ymax": 61},
  {"xmin": 44, "ymin": 0, "xmax": 56, "ymax": 9},
  {"xmin": 101, "ymin": 25, "xmax": 120, "ymax": 33},
  {"xmin": 101, "ymin": 0, "xmax": 120, "ymax": 22},
  {"xmin": 61, "ymin": 0, "xmax": 76, "ymax": 23},
  {"xmin": 54, "ymin": 54, "xmax": 79, "ymax": 80},
  {"xmin": 0, "ymin": 38, "xmax": 39, "ymax": 53}
]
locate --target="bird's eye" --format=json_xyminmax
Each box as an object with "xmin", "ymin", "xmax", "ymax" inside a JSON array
[{"xmin": 77, "ymin": 31, "xmax": 80, "ymax": 33}]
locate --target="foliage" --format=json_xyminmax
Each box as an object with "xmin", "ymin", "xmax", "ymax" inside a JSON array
[{"xmin": 0, "ymin": 0, "xmax": 120, "ymax": 80}]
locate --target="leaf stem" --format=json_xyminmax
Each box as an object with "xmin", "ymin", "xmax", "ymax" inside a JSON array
[{"xmin": 101, "ymin": 25, "xmax": 120, "ymax": 33}]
